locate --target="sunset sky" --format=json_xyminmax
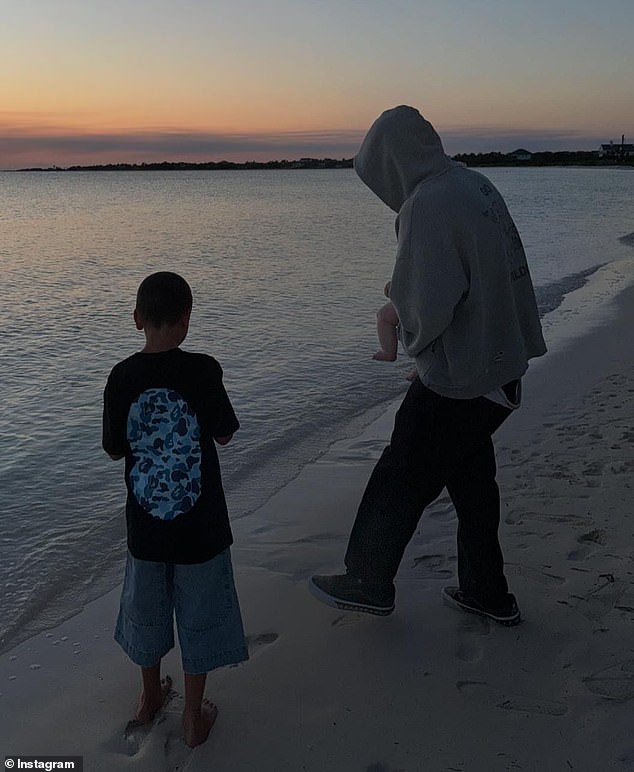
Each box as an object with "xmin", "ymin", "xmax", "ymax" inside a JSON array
[{"xmin": 1, "ymin": 0, "xmax": 632, "ymax": 169}]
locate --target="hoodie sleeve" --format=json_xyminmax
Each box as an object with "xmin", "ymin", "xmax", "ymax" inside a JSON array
[{"xmin": 390, "ymin": 195, "xmax": 469, "ymax": 358}]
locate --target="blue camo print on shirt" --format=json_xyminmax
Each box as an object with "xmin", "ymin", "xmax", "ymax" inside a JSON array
[{"xmin": 127, "ymin": 389, "xmax": 202, "ymax": 520}]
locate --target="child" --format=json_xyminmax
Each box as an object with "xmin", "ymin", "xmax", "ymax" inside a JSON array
[
  {"xmin": 373, "ymin": 281, "xmax": 417, "ymax": 381},
  {"xmin": 103, "ymin": 271, "xmax": 248, "ymax": 748}
]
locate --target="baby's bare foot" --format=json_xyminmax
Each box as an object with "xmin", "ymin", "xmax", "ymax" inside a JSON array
[
  {"xmin": 182, "ymin": 699, "xmax": 219, "ymax": 748},
  {"xmin": 372, "ymin": 350, "xmax": 396, "ymax": 362},
  {"xmin": 133, "ymin": 675, "xmax": 173, "ymax": 724}
]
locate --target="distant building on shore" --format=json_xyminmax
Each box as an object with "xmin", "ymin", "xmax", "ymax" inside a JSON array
[
  {"xmin": 509, "ymin": 148, "xmax": 533, "ymax": 162},
  {"xmin": 599, "ymin": 136, "xmax": 634, "ymax": 160}
]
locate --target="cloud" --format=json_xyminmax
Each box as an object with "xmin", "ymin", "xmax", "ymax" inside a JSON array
[
  {"xmin": 0, "ymin": 121, "xmax": 609, "ymax": 169},
  {"xmin": 440, "ymin": 126, "xmax": 605, "ymax": 154}
]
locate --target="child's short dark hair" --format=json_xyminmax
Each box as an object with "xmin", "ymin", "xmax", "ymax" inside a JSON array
[{"xmin": 136, "ymin": 272, "xmax": 193, "ymax": 328}]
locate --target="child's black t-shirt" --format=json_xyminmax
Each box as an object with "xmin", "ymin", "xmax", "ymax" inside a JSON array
[{"xmin": 103, "ymin": 348, "xmax": 239, "ymax": 564}]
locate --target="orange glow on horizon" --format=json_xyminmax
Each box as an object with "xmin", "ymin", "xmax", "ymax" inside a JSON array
[{"xmin": 2, "ymin": 0, "xmax": 632, "ymax": 170}]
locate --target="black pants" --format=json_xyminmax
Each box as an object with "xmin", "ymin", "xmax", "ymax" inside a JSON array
[{"xmin": 345, "ymin": 378, "xmax": 513, "ymax": 606}]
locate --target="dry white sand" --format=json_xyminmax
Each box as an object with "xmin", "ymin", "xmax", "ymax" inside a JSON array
[{"xmin": 2, "ymin": 261, "xmax": 633, "ymax": 772}]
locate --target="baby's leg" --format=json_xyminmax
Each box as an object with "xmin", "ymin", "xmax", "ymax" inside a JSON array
[{"xmin": 373, "ymin": 302, "xmax": 399, "ymax": 361}]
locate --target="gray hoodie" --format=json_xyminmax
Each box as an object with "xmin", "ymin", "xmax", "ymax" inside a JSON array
[{"xmin": 355, "ymin": 106, "xmax": 547, "ymax": 399}]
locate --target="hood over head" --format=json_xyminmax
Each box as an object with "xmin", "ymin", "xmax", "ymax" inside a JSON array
[{"xmin": 354, "ymin": 105, "xmax": 454, "ymax": 212}]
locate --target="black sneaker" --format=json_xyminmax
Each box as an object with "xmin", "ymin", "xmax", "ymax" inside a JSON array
[
  {"xmin": 309, "ymin": 573, "xmax": 395, "ymax": 616},
  {"xmin": 442, "ymin": 585, "xmax": 521, "ymax": 626}
]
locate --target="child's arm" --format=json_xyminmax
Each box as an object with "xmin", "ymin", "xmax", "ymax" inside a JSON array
[
  {"xmin": 103, "ymin": 376, "xmax": 126, "ymax": 461},
  {"xmin": 208, "ymin": 358, "xmax": 239, "ymax": 446}
]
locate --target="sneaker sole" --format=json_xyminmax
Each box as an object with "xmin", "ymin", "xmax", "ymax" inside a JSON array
[
  {"xmin": 441, "ymin": 586, "xmax": 521, "ymax": 627},
  {"xmin": 308, "ymin": 578, "xmax": 395, "ymax": 616}
]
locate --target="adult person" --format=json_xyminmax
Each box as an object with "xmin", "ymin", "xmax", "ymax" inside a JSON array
[{"xmin": 309, "ymin": 106, "xmax": 546, "ymax": 626}]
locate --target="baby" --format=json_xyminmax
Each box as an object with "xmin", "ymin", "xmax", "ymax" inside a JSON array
[{"xmin": 372, "ymin": 281, "xmax": 400, "ymax": 362}]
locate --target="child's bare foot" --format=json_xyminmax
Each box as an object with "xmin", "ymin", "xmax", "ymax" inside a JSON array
[
  {"xmin": 406, "ymin": 369, "xmax": 418, "ymax": 381},
  {"xmin": 133, "ymin": 675, "xmax": 173, "ymax": 724},
  {"xmin": 372, "ymin": 350, "xmax": 397, "ymax": 362},
  {"xmin": 182, "ymin": 699, "xmax": 218, "ymax": 748}
]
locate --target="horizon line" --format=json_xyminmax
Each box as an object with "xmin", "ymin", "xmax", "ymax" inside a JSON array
[
  {"xmin": 0, "ymin": 142, "xmax": 627, "ymax": 172},
  {"xmin": 1, "ymin": 124, "xmax": 625, "ymax": 171}
]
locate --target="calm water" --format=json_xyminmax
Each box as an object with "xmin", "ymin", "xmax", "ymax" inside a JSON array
[{"xmin": 1, "ymin": 167, "xmax": 633, "ymax": 652}]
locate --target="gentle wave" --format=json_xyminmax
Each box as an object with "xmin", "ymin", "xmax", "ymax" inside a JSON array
[{"xmin": 534, "ymin": 264, "xmax": 605, "ymax": 317}]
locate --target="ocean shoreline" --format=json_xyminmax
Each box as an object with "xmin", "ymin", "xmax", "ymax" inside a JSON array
[
  {"xmin": 1, "ymin": 261, "xmax": 633, "ymax": 769},
  {"xmin": 1, "ymin": 252, "xmax": 632, "ymax": 657}
]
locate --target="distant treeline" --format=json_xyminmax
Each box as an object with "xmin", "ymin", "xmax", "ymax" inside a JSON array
[
  {"xmin": 16, "ymin": 151, "xmax": 634, "ymax": 173},
  {"xmin": 18, "ymin": 158, "xmax": 354, "ymax": 172},
  {"xmin": 454, "ymin": 150, "xmax": 634, "ymax": 167}
]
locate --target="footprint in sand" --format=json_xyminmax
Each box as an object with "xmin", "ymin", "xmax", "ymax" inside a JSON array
[
  {"xmin": 583, "ymin": 659, "xmax": 634, "ymax": 703},
  {"xmin": 110, "ymin": 684, "xmax": 209, "ymax": 770},
  {"xmin": 506, "ymin": 562, "xmax": 566, "ymax": 587},
  {"xmin": 158, "ymin": 692, "xmax": 222, "ymax": 769},
  {"xmin": 331, "ymin": 613, "xmax": 366, "ymax": 627},
  {"xmin": 534, "ymin": 512, "xmax": 594, "ymax": 527},
  {"xmin": 567, "ymin": 545, "xmax": 595, "ymax": 562},
  {"xmin": 573, "ymin": 578, "xmax": 626, "ymax": 621},
  {"xmin": 505, "ymin": 511, "xmax": 594, "ymax": 529},
  {"xmin": 246, "ymin": 632, "xmax": 279, "ymax": 656},
  {"xmin": 292, "ymin": 532, "xmax": 342, "ymax": 545},
  {"xmin": 123, "ymin": 712, "xmax": 168, "ymax": 757},
  {"xmin": 366, "ymin": 763, "xmax": 406, "ymax": 772},
  {"xmin": 123, "ymin": 718, "xmax": 193, "ymax": 772},
  {"xmin": 455, "ymin": 616, "xmax": 490, "ymax": 663},
  {"xmin": 162, "ymin": 722, "xmax": 197, "ymax": 772},
  {"xmin": 457, "ymin": 682, "xmax": 568, "ymax": 717},
  {"xmin": 122, "ymin": 678, "xmax": 177, "ymax": 757},
  {"xmin": 496, "ymin": 696, "xmax": 568, "ymax": 716},
  {"xmin": 456, "ymin": 680, "xmax": 489, "ymax": 692},
  {"xmin": 411, "ymin": 553, "xmax": 454, "ymax": 579},
  {"xmin": 567, "ymin": 529, "xmax": 607, "ymax": 563},
  {"xmin": 577, "ymin": 528, "xmax": 607, "ymax": 546},
  {"xmin": 504, "ymin": 510, "xmax": 524, "ymax": 525}
]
